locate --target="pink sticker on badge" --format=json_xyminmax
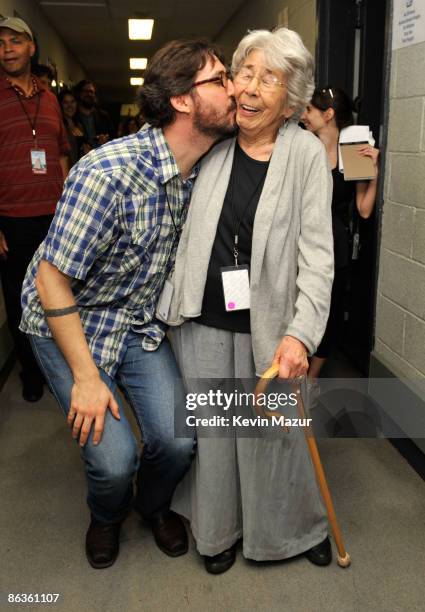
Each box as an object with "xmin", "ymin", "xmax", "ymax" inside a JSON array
[{"xmin": 227, "ymin": 302, "xmax": 236, "ymax": 310}]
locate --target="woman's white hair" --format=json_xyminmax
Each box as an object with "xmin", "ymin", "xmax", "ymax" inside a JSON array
[{"xmin": 231, "ymin": 28, "xmax": 314, "ymax": 119}]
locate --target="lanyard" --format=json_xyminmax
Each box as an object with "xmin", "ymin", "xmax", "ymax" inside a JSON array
[
  {"xmin": 164, "ymin": 170, "xmax": 196, "ymax": 238},
  {"xmin": 13, "ymin": 87, "xmax": 41, "ymax": 146},
  {"xmin": 164, "ymin": 185, "xmax": 180, "ymax": 238},
  {"xmin": 229, "ymin": 159, "xmax": 268, "ymax": 266}
]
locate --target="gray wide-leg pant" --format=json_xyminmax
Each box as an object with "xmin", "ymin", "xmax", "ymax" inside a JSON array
[{"xmin": 170, "ymin": 322, "xmax": 327, "ymax": 561}]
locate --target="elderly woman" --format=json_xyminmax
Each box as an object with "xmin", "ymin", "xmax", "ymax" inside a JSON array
[{"xmin": 161, "ymin": 28, "xmax": 334, "ymax": 574}]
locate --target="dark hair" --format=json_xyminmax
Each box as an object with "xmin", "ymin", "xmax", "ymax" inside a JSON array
[
  {"xmin": 121, "ymin": 115, "xmax": 141, "ymax": 136},
  {"xmin": 74, "ymin": 79, "xmax": 96, "ymax": 99},
  {"xmin": 32, "ymin": 63, "xmax": 54, "ymax": 81},
  {"xmin": 137, "ymin": 40, "xmax": 225, "ymax": 128},
  {"xmin": 58, "ymin": 89, "xmax": 75, "ymax": 102},
  {"xmin": 310, "ymin": 86, "xmax": 354, "ymax": 130},
  {"xmin": 58, "ymin": 89, "xmax": 77, "ymax": 109},
  {"xmin": 57, "ymin": 90, "xmax": 81, "ymax": 127}
]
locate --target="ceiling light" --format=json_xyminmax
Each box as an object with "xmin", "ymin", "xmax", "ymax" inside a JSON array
[
  {"xmin": 129, "ymin": 58, "xmax": 148, "ymax": 70},
  {"xmin": 40, "ymin": 2, "xmax": 107, "ymax": 6},
  {"xmin": 130, "ymin": 77, "xmax": 144, "ymax": 86},
  {"xmin": 128, "ymin": 19, "xmax": 154, "ymax": 40}
]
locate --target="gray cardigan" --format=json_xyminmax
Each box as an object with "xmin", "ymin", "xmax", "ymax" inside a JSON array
[{"xmin": 158, "ymin": 121, "xmax": 334, "ymax": 375}]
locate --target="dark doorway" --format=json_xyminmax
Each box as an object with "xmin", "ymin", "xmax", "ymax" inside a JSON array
[{"xmin": 316, "ymin": 0, "xmax": 390, "ymax": 374}]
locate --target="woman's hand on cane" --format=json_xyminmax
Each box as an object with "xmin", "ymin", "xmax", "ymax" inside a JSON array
[{"xmin": 272, "ymin": 335, "xmax": 308, "ymax": 379}]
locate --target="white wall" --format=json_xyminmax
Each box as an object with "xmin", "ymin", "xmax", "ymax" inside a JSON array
[{"xmin": 215, "ymin": 0, "xmax": 316, "ymax": 61}]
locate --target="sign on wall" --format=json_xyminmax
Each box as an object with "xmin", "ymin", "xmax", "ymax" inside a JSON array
[
  {"xmin": 277, "ymin": 7, "xmax": 289, "ymax": 27},
  {"xmin": 393, "ymin": 0, "xmax": 425, "ymax": 49}
]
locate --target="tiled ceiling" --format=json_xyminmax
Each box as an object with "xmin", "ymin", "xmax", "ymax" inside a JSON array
[{"xmin": 36, "ymin": 0, "xmax": 246, "ymax": 103}]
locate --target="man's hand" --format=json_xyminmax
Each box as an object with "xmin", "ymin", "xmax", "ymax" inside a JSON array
[
  {"xmin": 272, "ymin": 335, "xmax": 308, "ymax": 379},
  {"xmin": 67, "ymin": 374, "xmax": 120, "ymax": 447},
  {"xmin": 0, "ymin": 231, "xmax": 8, "ymax": 258},
  {"xmin": 35, "ymin": 262, "xmax": 119, "ymax": 445}
]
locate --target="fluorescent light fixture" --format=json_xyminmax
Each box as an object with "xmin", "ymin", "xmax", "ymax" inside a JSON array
[
  {"xmin": 129, "ymin": 58, "xmax": 148, "ymax": 70},
  {"xmin": 40, "ymin": 2, "xmax": 107, "ymax": 6},
  {"xmin": 130, "ymin": 77, "xmax": 144, "ymax": 86},
  {"xmin": 128, "ymin": 19, "xmax": 154, "ymax": 40}
]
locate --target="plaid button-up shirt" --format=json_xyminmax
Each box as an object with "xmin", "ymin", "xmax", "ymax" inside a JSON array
[{"xmin": 21, "ymin": 126, "xmax": 198, "ymax": 376}]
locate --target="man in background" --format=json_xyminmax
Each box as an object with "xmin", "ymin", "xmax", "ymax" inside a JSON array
[
  {"xmin": 0, "ymin": 16, "xmax": 69, "ymax": 401},
  {"xmin": 74, "ymin": 79, "xmax": 115, "ymax": 148}
]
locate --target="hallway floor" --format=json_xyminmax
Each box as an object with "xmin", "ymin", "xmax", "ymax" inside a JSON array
[{"xmin": 1, "ymin": 363, "xmax": 425, "ymax": 612}]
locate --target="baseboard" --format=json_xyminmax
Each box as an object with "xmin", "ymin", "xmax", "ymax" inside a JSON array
[
  {"xmin": 388, "ymin": 438, "xmax": 425, "ymax": 481},
  {"xmin": 370, "ymin": 351, "xmax": 425, "ymax": 482}
]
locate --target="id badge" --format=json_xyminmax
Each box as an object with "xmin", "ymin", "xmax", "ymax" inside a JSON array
[
  {"xmin": 157, "ymin": 279, "xmax": 174, "ymax": 320},
  {"xmin": 220, "ymin": 265, "xmax": 250, "ymax": 312},
  {"xmin": 31, "ymin": 149, "xmax": 47, "ymax": 174}
]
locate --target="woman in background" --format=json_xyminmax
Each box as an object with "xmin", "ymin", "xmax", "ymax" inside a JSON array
[
  {"xmin": 301, "ymin": 88, "xmax": 379, "ymax": 385},
  {"xmin": 58, "ymin": 90, "xmax": 90, "ymax": 166},
  {"xmin": 121, "ymin": 115, "xmax": 140, "ymax": 136}
]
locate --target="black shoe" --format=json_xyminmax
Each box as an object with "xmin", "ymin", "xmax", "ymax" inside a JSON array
[
  {"xmin": 85, "ymin": 518, "xmax": 121, "ymax": 569},
  {"xmin": 20, "ymin": 373, "xmax": 43, "ymax": 403},
  {"xmin": 304, "ymin": 536, "xmax": 332, "ymax": 566},
  {"xmin": 204, "ymin": 544, "xmax": 237, "ymax": 575},
  {"xmin": 148, "ymin": 510, "xmax": 188, "ymax": 557}
]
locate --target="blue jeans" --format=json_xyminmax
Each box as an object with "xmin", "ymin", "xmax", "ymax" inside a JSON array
[{"xmin": 30, "ymin": 332, "xmax": 194, "ymax": 524}]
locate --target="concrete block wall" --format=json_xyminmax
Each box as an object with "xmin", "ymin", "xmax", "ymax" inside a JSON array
[{"xmin": 374, "ymin": 40, "xmax": 425, "ymax": 381}]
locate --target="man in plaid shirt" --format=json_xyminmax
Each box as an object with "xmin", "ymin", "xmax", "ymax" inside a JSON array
[{"xmin": 20, "ymin": 40, "xmax": 236, "ymax": 569}]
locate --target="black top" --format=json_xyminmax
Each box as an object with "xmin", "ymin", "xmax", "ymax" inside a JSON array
[
  {"xmin": 331, "ymin": 165, "xmax": 356, "ymax": 268},
  {"xmin": 77, "ymin": 107, "xmax": 115, "ymax": 148},
  {"xmin": 196, "ymin": 142, "xmax": 269, "ymax": 333}
]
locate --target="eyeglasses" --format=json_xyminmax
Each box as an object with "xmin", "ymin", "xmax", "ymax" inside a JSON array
[
  {"xmin": 233, "ymin": 67, "xmax": 285, "ymax": 92},
  {"xmin": 191, "ymin": 71, "xmax": 230, "ymax": 89}
]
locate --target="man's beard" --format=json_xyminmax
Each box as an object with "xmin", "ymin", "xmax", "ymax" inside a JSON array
[
  {"xmin": 192, "ymin": 97, "xmax": 237, "ymax": 141},
  {"xmin": 80, "ymin": 98, "xmax": 96, "ymax": 110}
]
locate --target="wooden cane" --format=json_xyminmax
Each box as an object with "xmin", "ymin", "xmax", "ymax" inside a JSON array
[{"xmin": 254, "ymin": 364, "xmax": 351, "ymax": 568}]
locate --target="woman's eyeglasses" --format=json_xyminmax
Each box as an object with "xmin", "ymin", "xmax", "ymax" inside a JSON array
[{"xmin": 233, "ymin": 67, "xmax": 285, "ymax": 92}]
